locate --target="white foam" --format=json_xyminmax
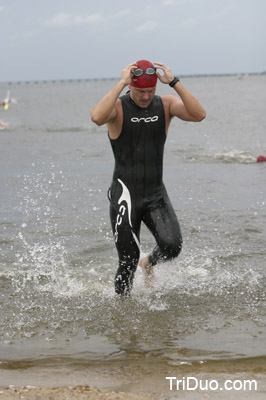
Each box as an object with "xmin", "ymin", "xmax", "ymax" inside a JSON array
[{"xmin": 214, "ymin": 149, "xmax": 256, "ymax": 163}]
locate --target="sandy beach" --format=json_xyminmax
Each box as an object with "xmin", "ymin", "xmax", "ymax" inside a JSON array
[
  {"xmin": 1, "ymin": 378, "xmax": 266, "ymax": 400},
  {"xmin": 0, "ymin": 385, "xmax": 162, "ymax": 400}
]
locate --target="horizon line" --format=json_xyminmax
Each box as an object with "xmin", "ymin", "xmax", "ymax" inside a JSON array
[{"xmin": 1, "ymin": 71, "xmax": 265, "ymax": 86}]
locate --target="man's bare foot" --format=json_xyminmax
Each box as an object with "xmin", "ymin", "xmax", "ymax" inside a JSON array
[{"xmin": 139, "ymin": 255, "xmax": 155, "ymax": 288}]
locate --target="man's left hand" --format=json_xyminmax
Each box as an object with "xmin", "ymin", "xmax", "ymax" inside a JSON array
[{"xmin": 154, "ymin": 62, "xmax": 175, "ymax": 84}]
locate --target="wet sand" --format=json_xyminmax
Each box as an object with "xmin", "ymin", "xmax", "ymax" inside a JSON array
[
  {"xmin": 0, "ymin": 365, "xmax": 266, "ymax": 400},
  {"xmin": 0, "ymin": 385, "xmax": 161, "ymax": 400}
]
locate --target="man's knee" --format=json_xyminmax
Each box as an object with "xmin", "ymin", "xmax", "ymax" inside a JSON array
[{"xmin": 162, "ymin": 235, "xmax": 182, "ymax": 260}]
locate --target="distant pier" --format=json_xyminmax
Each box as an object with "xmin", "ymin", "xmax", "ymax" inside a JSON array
[{"xmin": 1, "ymin": 71, "xmax": 265, "ymax": 86}]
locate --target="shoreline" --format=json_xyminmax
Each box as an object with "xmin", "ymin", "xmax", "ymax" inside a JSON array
[{"xmin": 0, "ymin": 365, "xmax": 266, "ymax": 400}]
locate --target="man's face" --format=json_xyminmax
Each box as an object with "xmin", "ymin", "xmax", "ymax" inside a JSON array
[{"xmin": 129, "ymin": 86, "xmax": 156, "ymax": 108}]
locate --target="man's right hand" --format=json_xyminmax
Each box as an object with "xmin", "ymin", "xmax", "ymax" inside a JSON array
[{"xmin": 120, "ymin": 62, "xmax": 137, "ymax": 86}]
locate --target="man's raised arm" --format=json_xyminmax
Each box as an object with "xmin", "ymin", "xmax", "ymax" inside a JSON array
[
  {"xmin": 155, "ymin": 62, "xmax": 206, "ymax": 122},
  {"xmin": 90, "ymin": 62, "xmax": 137, "ymax": 126}
]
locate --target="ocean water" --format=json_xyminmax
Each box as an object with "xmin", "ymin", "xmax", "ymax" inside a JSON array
[{"xmin": 0, "ymin": 76, "xmax": 266, "ymax": 389}]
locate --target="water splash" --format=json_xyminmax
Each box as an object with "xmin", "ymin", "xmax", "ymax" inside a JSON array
[
  {"xmin": 213, "ymin": 150, "xmax": 256, "ymax": 164},
  {"xmin": 184, "ymin": 149, "xmax": 257, "ymax": 164},
  {"xmin": 14, "ymin": 232, "xmax": 86, "ymax": 297},
  {"xmin": 6, "ymin": 163, "xmax": 89, "ymax": 298}
]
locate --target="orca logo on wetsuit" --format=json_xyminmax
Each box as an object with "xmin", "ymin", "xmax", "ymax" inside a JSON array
[
  {"xmin": 114, "ymin": 179, "xmax": 140, "ymax": 250},
  {"xmin": 131, "ymin": 116, "xmax": 159, "ymax": 123},
  {"xmin": 114, "ymin": 204, "xmax": 126, "ymax": 243}
]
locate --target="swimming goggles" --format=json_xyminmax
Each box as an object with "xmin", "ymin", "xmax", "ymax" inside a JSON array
[{"xmin": 133, "ymin": 68, "xmax": 156, "ymax": 76}]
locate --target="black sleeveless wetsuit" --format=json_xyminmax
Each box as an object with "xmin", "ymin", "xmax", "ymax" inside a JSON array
[{"xmin": 109, "ymin": 92, "xmax": 182, "ymax": 295}]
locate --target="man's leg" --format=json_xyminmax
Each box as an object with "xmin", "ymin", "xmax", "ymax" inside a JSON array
[
  {"xmin": 141, "ymin": 190, "xmax": 182, "ymax": 279},
  {"xmin": 109, "ymin": 180, "xmax": 141, "ymax": 295}
]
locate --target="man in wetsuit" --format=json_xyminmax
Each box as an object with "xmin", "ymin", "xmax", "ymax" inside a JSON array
[{"xmin": 91, "ymin": 60, "xmax": 206, "ymax": 295}]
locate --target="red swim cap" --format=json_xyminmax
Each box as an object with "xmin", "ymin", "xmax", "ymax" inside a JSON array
[{"xmin": 130, "ymin": 60, "xmax": 157, "ymax": 88}]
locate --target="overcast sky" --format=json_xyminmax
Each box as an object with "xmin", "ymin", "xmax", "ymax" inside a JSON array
[{"xmin": 0, "ymin": 0, "xmax": 265, "ymax": 82}]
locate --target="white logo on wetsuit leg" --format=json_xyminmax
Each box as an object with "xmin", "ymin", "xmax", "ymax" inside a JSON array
[
  {"xmin": 114, "ymin": 204, "xmax": 126, "ymax": 243},
  {"xmin": 131, "ymin": 116, "xmax": 159, "ymax": 123},
  {"xmin": 114, "ymin": 179, "xmax": 140, "ymax": 249}
]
